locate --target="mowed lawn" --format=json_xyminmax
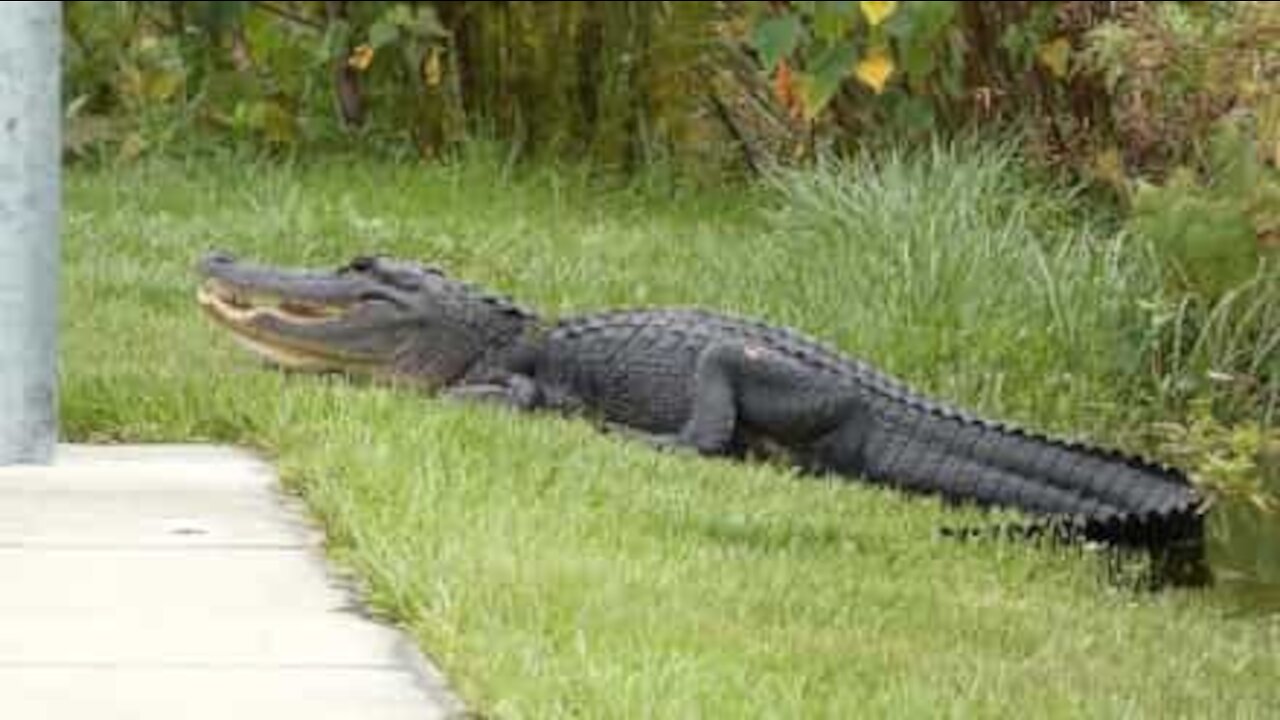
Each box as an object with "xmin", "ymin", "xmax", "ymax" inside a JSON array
[{"xmin": 62, "ymin": 146, "xmax": 1278, "ymax": 718}]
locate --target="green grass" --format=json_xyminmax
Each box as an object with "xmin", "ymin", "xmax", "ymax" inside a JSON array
[{"xmin": 63, "ymin": 144, "xmax": 1279, "ymax": 718}]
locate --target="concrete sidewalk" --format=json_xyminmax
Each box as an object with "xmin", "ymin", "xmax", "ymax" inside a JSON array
[{"xmin": 0, "ymin": 445, "xmax": 463, "ymax": 719}]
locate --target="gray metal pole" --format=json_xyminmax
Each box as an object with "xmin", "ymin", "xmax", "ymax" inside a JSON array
[{"xmin": 0, "ymin": 2, "xmax": 61, "ymax": 465}]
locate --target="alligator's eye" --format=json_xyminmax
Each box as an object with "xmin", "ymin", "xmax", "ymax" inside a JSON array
[
  {"xmin": 384, "ymin": 269, "xmax": 425, "ymax": 291},
  {"xmin": 375, "ymin": 261, "xmax": 443, "ymax": 290},
  {"xmin": 358, "ymin": 290, "xmax": 406, "ymax": 309},
  {"xmin": 348, "ymin": 256, "xmax": 377, "ymax": 272}
]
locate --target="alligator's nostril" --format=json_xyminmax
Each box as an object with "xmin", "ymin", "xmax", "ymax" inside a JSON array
[
  {"xmin": 197, "ymin": 250, "xmax": 237, "ymax": 277},
  {"xmin": 203, "ymin": 250, "xmax": 236, "ymax": 265}
]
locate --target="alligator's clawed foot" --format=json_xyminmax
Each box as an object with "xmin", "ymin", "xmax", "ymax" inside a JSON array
[
  {"xmin": 442, "ymin": 384, "xmax": 522, "ymax": 410},
  {"xmin": 601, "ymin": 423, "xmax": 694, "ymax": 456},
  {"xmin": 645, "ymin": 433, "xmax": 693, "ymax": 455},
  {"xmin": 441, "ymin": 377, "xmax": 540, "ymax": 412}
]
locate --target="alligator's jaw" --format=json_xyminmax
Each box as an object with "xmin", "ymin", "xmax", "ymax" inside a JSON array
[
  {"xmin": 196, "ymin": 280, "xmax": 383, "ymax": 373},
  {"xmin": 197, "ymin": 251, "xmax": 544, "ymax": 390}
]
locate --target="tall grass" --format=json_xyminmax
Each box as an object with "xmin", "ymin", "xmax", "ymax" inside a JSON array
[
  {"xmin": 756, "ymin": 143, "xmax": 1161, "ymax": 439},
  {"xmin": 1144, "ymin": 266, "xmax": 1280, "ymax": 425}
]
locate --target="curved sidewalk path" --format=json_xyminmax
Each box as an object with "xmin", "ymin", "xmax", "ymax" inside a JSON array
[{"xmin": 0, "ymin": 445, "xmax": 463, "ymax": 719}]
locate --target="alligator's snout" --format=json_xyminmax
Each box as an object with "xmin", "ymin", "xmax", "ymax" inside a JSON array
[
  {"xmin": 194, "ymin": 250, "xmax": 395, "ymax": 371},
  {"xmin": 196, "ymin": 250, "xmax": 539, "ymax": 386}
]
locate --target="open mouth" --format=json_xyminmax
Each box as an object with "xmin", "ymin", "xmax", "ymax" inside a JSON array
[
  {"xmin": 196, "ymin": 279, "xmax": 375, "ymax": 370},
  {"xmin": 196, "ymin": 279, "xmax": 351, "ymax": 326}
]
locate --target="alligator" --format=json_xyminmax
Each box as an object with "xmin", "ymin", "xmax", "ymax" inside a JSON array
[{"xmin": 196, "ymin": 251, "xmax": 1214, "ymax": 586}]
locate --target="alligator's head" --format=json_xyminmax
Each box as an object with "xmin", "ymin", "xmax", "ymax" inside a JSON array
[{"xmin": 196, "ymin": 251, "xmax": 538, "ymax": 388}]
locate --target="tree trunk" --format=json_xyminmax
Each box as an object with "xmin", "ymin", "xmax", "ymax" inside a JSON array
[{"xmin": 325, "ymin": 1, "xmax": 364, "ymax": 129}]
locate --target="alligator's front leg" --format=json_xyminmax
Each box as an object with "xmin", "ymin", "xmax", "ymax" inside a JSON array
[
  {"xmin": 441, "ymin": 373, "xmax": 540, "ymax": 412},
  {"xmin": 673, "ymin": 342, "xmax": 871, "ymax": 462}
]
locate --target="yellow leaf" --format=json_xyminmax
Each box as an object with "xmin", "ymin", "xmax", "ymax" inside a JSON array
[
  {"xmin": 423, "ymin": 47, "xmax": 442, "ymax": 88},
  {"xmin": 773, "ymin": 59, "xmax": 798, "ymax": 114},
  {"xmin": 860, "ymin": 1, "xmax": 898, "ymax": 28},
  {"xmin": 257, "ymin": 101, "xmax": 297, "ymax": 145},
  {"xmin": 117, "ymin": 64, "xmax": 144, "ymax": 102},
  {"xmin": 855, "ymin": 50, "xmax": 895, "ymax": 95},
  {"xmin": 1037, "ymin": 37, "xmax": 1071, "ymax": 79},
  {"xmin": 1090, "ymin": 147, "xmax": 1128, "ymax": 193},
  {"xmin": 117, "ymin": 132, "xmax": 146, "ymax": 163},
  {"xmin": 145, "ymin": 70, "xmax": 183, "ymax": 102},
  {"xmin": 348, "ymin": 44, "xmax": 375, "ymax": 72}
]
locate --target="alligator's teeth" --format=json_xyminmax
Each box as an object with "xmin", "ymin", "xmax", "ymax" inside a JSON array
[
  {"xmin": 226, "ymin": 332, "xmax": 341, "ymax": 371},
  {"xmin": 279, "ymin": 300, "xmax": 339, "ymax": 319}
]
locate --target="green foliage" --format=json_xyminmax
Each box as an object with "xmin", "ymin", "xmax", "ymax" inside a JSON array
[
  {"xmin": 751, "ymin": 13, "xmax": 803, "ymax": 72},
  {"xmin": 1110, "ymin": 35, "xmax": 1280, "ymax": 418},
  {"xmin": 1079, "ymin": 1, "xmax": 1280, "ymax": 178},
  {"xmin": 746, "ymin": 1, "xmax": 962, "ymax": 122},
  {"xmin": 759, "ymin": 140, "xmax": 1171, "ymax": 434},
  {"xmin": 740, "ymin": 1, "xmax": 1278, "ymax": 201},
  {"xmin": 1152, "ymin": 399, "xmax": 1279, "ymax": 517},
  {"xmin": 1136, "ymin": 266, "xmax": 1279, "ymax": 426},
  {"xmin": 743, "ymin": 1, "xmax": 1103, "ymax": 142},
  {"xmin": 61, "ymin": 1, "xmax": 733, "ymax": 171},
  {"xmin": 1149, "ymin": 399, "xmax": 1280, "ymax": 589},
  {"xmin": 1125, "ymin": 117, "xmax": 1279, "ymax": 296},
  {"xmin": 1128, "ymin": 168, "xmax": 1272, "ymax": 300},
  {"xmin": 65, "ymin": 1, "xmax": 320, "ymax": 158}
]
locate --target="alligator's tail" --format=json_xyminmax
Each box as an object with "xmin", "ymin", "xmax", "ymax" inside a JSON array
[{"xmin": 856, "ymin": 396, "xmax": 1211, "ymax": 584}]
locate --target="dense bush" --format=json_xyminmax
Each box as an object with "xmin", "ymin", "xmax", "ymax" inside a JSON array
[
  {"xmin": 62, "ymin": 3, "xmax": 1278, "ymax": 184},
  {"xmin": 63, "ymin": 1, "xmax": 734, "ymax": 172}
]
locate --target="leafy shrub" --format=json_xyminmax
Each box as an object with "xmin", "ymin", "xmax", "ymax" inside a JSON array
[
  {"xmin": 1150, "ymin": 398, "xmax": 1280, "ymax": 515},
  {"xmin": 1078, "ymin": 1, "xmax": 1279, "ymax": 297},
  {"xmin": 1080, "ymin": 1, "xmax": 1279, "ymax": 181},
  {"xmin": 62, "ymin": 1, "xmax": 736, "ymax": 172},
  {"xmin": 739, "ymin": 2, "xmax": 1135, "ymax": 160},
  {"xmin": 1126, "ymin": 124, "xmax": 1280, "ymax": 299}
]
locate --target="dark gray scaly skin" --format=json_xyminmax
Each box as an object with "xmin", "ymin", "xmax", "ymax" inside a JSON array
[
  {"xmin": 494, "ymin": 310, "xmax": 1206, "ymax": 559},
  {"xmin": 197, "ymin": 254, "xmax": 1213, "ymax": 586}
]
